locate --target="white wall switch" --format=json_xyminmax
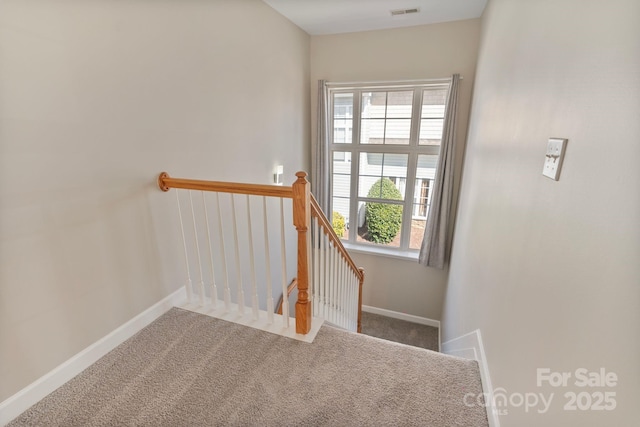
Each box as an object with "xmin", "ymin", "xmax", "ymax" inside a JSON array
[{"xmin": 542, "ymin": 138, "xmax": 568, "ymax": 181}]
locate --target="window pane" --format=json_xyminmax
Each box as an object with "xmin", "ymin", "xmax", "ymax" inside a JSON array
[
  {"xmin": 416, "ymin": 154, "xmax": 438, "ymax": 180},
  {"xmin": 332, "ymin": 151, "xmax": 351, "ymax": 196},
  {"xmin": 409, "ymin": 216, "xmax": 426, "ymax": 250},
  {"xmin": 410, "ymin": 155, "xmax": 437, "ymax": 249},
  {"xmin": 361, "ymin": 92, "xmax": 386, "ymax": 119},
  {"xmin": 419, "ymin": 119, "xmax": 443, "ymax": 144},
  {"xmin": 384, "ymin": 118, "xmax": 411, "ymax": 143},
  {"xmin": 421, "ymin": 88, "xmax": 447, "ymax": 116},
  {"xmin": 361, "ymin": 91, "xmax": 412, "ymax": 145},
  {"xmin": 419, "ymin": 88, "xmax": 447, "ymax": 145},
  {"xmin": 355, "ymin": 201, "xmax": 403, "ymax": 248},
  {"xmin": 333, "ymin": 93, "xmax": 353, "ymax": 144},
  {"xmin": 332, "ymin": 173, "xmax": 350, "ymax": 198},
  {"xmin": 386, "ymin": 91, "xmax": 413, "ymax": 118},
  {"xmin": 412, "ymin": 180, "xmax": 431, "ymax": 219},
  {"xmin": 360, "ymin": 118, "xmax": 384, "ymax": 144},
  {"xmin": 358, "ymin": 152, "xmax": 408, "ymax": 199},
  {"xmin": 332, "ymin": 151, "xmax": 351, "ymax": 238},
  {"xmin": 333, "ymin": 119, "xmax": 352, "ymax": 144},
  {"xmin": 334, "ymin": 93, "xmax": 353, "ymax": 118}
]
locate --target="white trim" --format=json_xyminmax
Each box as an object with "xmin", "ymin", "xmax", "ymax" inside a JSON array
[
  {"xmin": 178, "ymin": 300, "xmax": 323, "ymax": 344},
  {"xmin": 441, "ymin": 329, "xmax": 500, "ymax": 427},
  {"xmin": 325, "ymin": 77, "xmax": 461, "ymax": 90},
  {"xmin": 343, "ymin": 242, "xmax": 419, "ymax": 261},
  {"xmin": 362, "ymin": 305, "xmax": 440, "ymax": 328},
  {"xmin": 0, "ymin": 288, "xmax": 187, "ymax": 426}
]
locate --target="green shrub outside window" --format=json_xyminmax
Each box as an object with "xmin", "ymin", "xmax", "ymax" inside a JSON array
[{"xmin": 365, "ymin": 178, "xmax": 403, "ymax": 244}]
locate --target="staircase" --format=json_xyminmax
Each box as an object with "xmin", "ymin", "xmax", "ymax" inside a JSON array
[
  {"xmin": 8, "ymin": 307, "xmax": 489, "ymax": 427},
  {"xmin": 157, "ymin": 171, "xmax": 364, "ymax": 341}
]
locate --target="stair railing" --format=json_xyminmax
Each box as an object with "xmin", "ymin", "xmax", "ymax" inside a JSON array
[
  {"xmin": 310, "ymin": 195, "xmax": 365, "ymax": 333},
  {"xmin": 158, "ymin": 171, "xmax": 363, "ymax": 336}
]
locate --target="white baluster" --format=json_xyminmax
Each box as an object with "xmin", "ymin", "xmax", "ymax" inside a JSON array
[
  {"xmin": 313, "ymin": 217, "xmax": 320, "ymax": 316},
  {"xmin": 345, "ymin": 267, "xmax": 349, "ymax": 329},
  {"xmin": 355, "ymin": 271, "xmax": 360, "ymax": 331},
  {"xmin": 352, "ymin": 272, "xmax": 357, "ymax": 330},
  {"xmin": 319, "ymin": 234, "xmax": 322, "ymax": 319},
  {"xmin": 345, "ymin": 269, "xmax": 350, "ymax": 328},
  {"xmin": 307, "ymin": 220, "xmax": 313, "ymax": 318},
  {"xmin": 330, "ymin": 243, "xmax": 336, "ymax": 324},
  {"xmin": 319, "ymin": 229, "xmax": 325, "ymax": 318},
  {"xmin": 263, "ymin": 197, "xmax": 274, "ymax": 324},
  {"xmin": 347, "ymin": 269, "xmax": 353, "ymax": 331},
  {"xmin": 231, "ymin": 195, "xmax": 245, "ymax": 316},
  {"xmin": 216, "ymin": 193, "xmax": 231, "ymax": 311},
  {"xmin": 279, "ymin": 198, "xmax": 289, "ymax": 328},
  {"xmin": 322, "ymin": 233, "xmax": 331, "ymax": 319},
  {"xmin": 246, "ymin": 195, "xmax": 259, "ymax": 320},
  {"xmin": 335, "ymin": 252, "xmax": 341, "ymax": 326},
  {"xmin": 327, "ymin": 240, "xmax": 333, "ymax": 322},
  {"xmin": 202, "ymin": 192, "xmax": 217, "ymax": 309},
  {"xmin": 333, "ymin": 246, "xmax": 340, "ymax": 325},
  {"xmin": 344, "ymin": 263, "xmax": 350, "ymax": 328},
  {"xmin": 338, "ymin": 252, "xmax": 343, "ymax": 326},
  {"xmin": 335, "ymin": 248, "xmax": 340, "ymax": 325},
  {"xmin": 342, "ymin": 261, "xmax": 351, "ymax": 329},
  {"xmin": 188, "ymin": 191, "xmax": 206, "ymax": 306},
  {"xmin": 337, "ymin": 256, "xmax": 342, "ymax": 327},
  {"xmin": 176, "ymin": 191, "xmax": 193, "ymax": 303},
  {"xmin": 326, "ymin": 241, "xmax": 331, "ymax": 322},
  {"xmin": 345, "ymin": 265, "xmax": 350, "ymax": 329},
  {"xmin": 338, "ymin": 258, "xmax": 345, "ymax": 327}
]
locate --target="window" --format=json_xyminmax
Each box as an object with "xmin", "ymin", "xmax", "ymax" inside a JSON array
[{"xmin": 329, "ymin": 82, "xmax": 449, "ymax": 254}]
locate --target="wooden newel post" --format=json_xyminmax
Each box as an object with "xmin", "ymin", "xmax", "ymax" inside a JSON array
[
  {"xmin": 292, "ymin": 171, "xmax": 312, "ymax": 334},
  {"xmin": 357, "ymin": 268, "xmax": 364, "ymax": 333}
]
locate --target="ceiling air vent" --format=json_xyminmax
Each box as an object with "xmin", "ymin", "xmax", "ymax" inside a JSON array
[{"xmin": 390, "ymin": 8, "xmax": 420, "ymax": 16}]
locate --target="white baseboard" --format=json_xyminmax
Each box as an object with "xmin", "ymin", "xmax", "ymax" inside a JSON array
[
  {"xmin": 179, "ymin": 300, "xmax": 323, "ymax": 343},
  {"xmin": 441, "ymin": 329, "xmax": 500, "ymax": 427},
  {"xmin": 0, "ymin": 287, "xmax": 187, "ymax": 426}
]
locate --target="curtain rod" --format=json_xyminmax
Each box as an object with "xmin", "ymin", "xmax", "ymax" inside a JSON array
[{"xmin": 325, "ymin": 76, "xmax": 462, "ymax": 88}]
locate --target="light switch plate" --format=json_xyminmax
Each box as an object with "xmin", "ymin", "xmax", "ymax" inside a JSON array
[{"xmin": 542, "ymin": 138, "xmax": 568, "ymax": 181}]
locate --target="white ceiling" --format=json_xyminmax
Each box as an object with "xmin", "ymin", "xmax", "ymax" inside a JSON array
[{"xmin": 263, "ymin": 0, "xmax": 487, "ymax": 35}]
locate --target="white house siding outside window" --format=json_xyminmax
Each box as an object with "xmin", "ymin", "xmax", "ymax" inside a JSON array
[{"xmin": 329, "ymin": 82, "xmax": 449, "ymax": 253}]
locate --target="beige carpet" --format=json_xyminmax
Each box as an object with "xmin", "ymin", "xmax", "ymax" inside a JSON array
[
  {"xmin": 9, "ymin": 308, "xmax": 488, "ymax": 426},
  {"xmin": 360, "ymin": 311, "xmax": 440, "ymax": 351}
]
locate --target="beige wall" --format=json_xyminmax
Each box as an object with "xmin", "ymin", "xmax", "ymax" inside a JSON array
[
  {"xmin": 0, "ymin": 0, "xmax": 310, "ymax": 401},
  {"xmin": 443, "ymin": 0, "xmax": 640, "ymax": 425},
  {"xmin": 310, "ymin": 20, "xmax": 481, "ymax": 319},
  {"xmin": 352, "ymin": 252, "xmax": 448, "ymax": 319}
]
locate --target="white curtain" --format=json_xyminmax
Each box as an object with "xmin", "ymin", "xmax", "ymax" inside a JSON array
[
  {"xmin": 419, "ymin": 74, "xmax": 460, "ymax": 269},
  {"xmin": 312, "ymin": 80, "xmax": 331, "ymax": 215}
]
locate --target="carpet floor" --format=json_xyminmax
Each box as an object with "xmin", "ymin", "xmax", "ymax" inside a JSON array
[
  {"xmin": 9, "ymin": 308, "xmax": 488, "ymax": 426},
  {"xmin": 360, "ymin": 311, "xmax": 440, "ymax": 352}
]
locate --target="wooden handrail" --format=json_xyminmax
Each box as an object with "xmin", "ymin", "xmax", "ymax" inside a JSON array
[
  {"xmin": 158, "ymin": 172, "xmax": 294, "ymax": 198},
  {"xmin": 310, "ymin": 195, "xmax": 363, "ymax": 281}
]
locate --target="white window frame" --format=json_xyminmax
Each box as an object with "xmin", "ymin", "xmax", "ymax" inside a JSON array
[{"xmin": 328, "ymin": 80, "xmax": 450, "ymax": 258}]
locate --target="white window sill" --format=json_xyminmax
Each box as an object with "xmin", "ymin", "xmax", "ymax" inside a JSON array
[{"xmin": 342, "ymin": 242, "xmax": 419, "ymax": 262}]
